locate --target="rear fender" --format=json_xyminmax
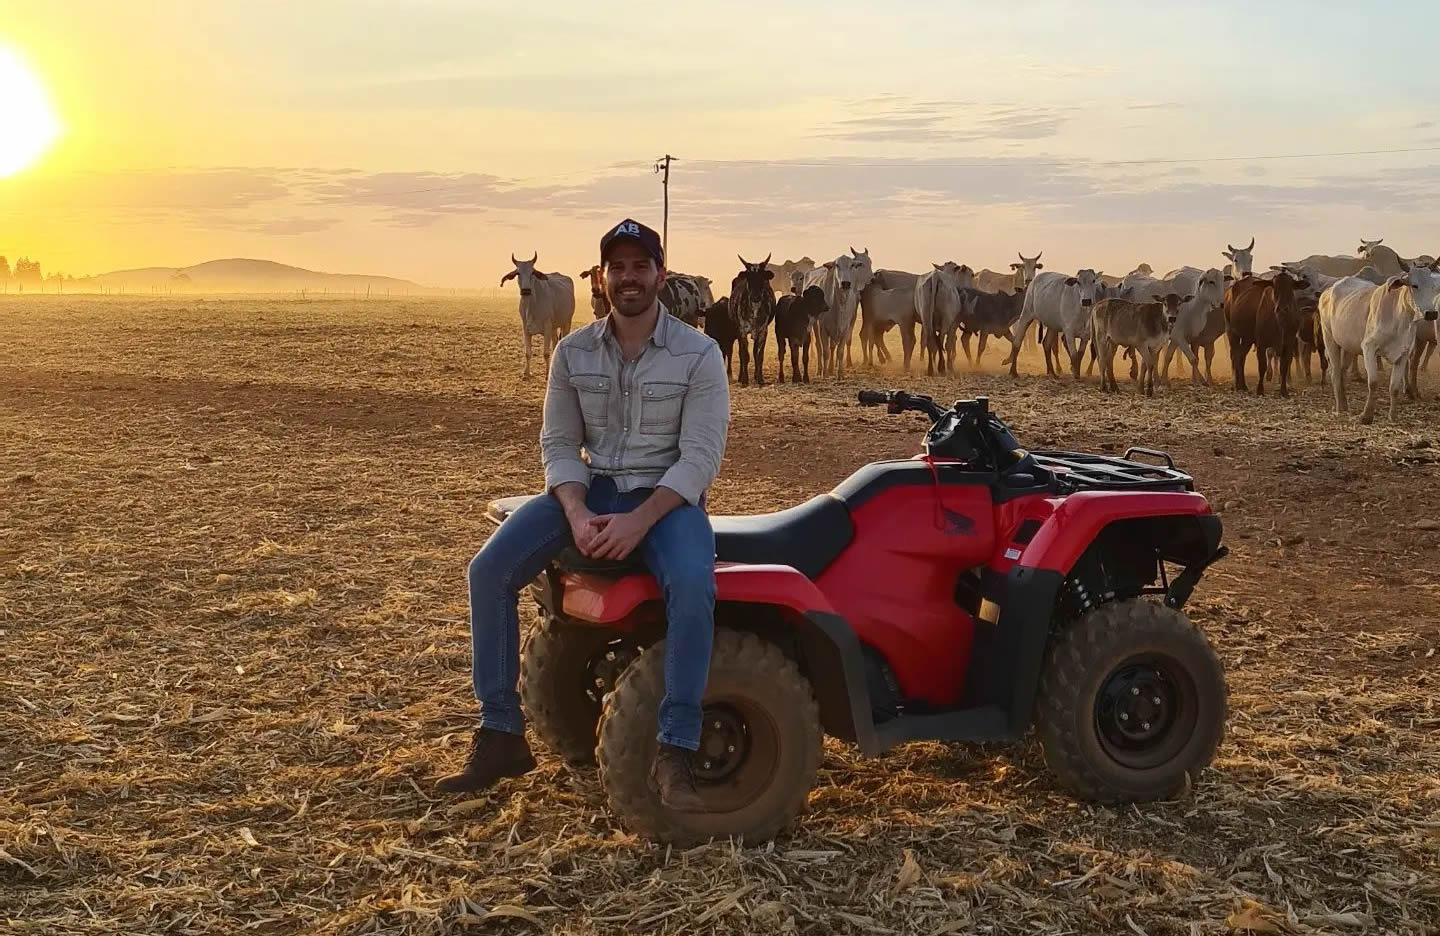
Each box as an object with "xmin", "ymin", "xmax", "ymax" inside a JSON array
[
  {"xmin": 547, "ymin": 565, "xmax": 879, "ymax": 753},
  {"xmin": 555, "ymin": 562, "xmax": 837, "ymax": 625}
]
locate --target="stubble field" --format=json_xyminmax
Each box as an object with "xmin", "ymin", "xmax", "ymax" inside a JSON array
[{"xmin": 2, "ymin": 295, "xmax": 1438, "ymax": 935}]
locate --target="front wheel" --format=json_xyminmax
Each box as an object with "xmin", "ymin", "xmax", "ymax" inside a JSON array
[
  {"xmin": 596, "ymin": 629, "xmax": 822, "ymax": 845},
  {"xmin": 1036, "ymin": 598, "xmax": 1227, "ymax": 803}
]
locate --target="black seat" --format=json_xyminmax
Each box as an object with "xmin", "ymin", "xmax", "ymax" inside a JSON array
[
  {"xmin": 490, "ymin": 493, "xmax": 855, "ymax": 580},
  {"xmin": 711, "ymin": 494, "xmax": 853, "ymax": 579}
]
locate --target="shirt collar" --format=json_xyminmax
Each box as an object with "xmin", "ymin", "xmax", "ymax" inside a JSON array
[{"xmin": 603, "ymin": 300, "xmax": 670, "ymax": 349}]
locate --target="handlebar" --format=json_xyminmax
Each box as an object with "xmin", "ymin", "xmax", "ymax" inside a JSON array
[
  {"xmin": 856, "ymin": 389, "xmax": 947, "ymax": 420},
  {"xmin": 858, "ymin": 389, "xmax": 1026, "ymax": 473}
]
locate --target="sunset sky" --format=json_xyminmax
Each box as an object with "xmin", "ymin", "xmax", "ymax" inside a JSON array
[{"xmin": 4, "ymin": 0, "xmax": 1439, "ymax": 289}]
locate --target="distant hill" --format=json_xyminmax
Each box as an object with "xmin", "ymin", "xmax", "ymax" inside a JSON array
[{"xmin": 92, "ymin": 258, "xmax": 430, "ymax": 294}]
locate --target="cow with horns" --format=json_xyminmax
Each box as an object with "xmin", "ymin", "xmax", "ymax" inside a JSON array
[{"xmin": 501, "ymin": 252, "xmax": 576, "ymax": 379}]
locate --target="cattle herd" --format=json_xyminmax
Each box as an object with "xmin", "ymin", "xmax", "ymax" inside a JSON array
[{"xmin": 503, "ymin": 237, "xmax": 1440, "ymax": 424}]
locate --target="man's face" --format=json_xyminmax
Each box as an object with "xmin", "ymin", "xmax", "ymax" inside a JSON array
[{"xmin": 604, "ymin": 242, "xmax": 664, "ymax": 318}]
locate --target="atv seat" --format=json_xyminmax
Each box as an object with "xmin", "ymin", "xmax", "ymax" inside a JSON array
[
  {"xmin": 711, "ymin": 494, "xmax": 853, "ymax": 579},
  {"xmin": 487, "ymin": 493, "xmax": 855, "ymax": 580}
]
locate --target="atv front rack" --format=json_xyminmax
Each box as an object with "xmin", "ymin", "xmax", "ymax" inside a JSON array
[{"xmin": 1030, "ymin": 449, "xmax": 1194, "ymax": 492}]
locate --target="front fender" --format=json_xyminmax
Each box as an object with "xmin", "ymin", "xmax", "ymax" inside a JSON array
[
  {"xmin": 1019, "ymin": 490, "xmax": 1215, "ymax": 574},
  {"xmin": 558, "ymin": 562, "xmax": 837, "ymax": 625}
]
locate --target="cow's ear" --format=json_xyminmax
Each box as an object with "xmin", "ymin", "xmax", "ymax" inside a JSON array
[
  {"xmin": 1183, "ymin": 295, "xmax": 1194, "ymax": 304},
  {"xmin": 500, "ymin": 271, "xmax": 516, "ymax": 286},
  {"xmin": 580, "ymin": 269, "xmax": 591, "ymax": 279},
  {"xmin": 765, "ymin": 270, "xmax": 774, "ymax": 280},
  {"xmin": 1065, "ymin": 277, "xmax": 1078, "ymax": 286},
  {"xmin": 1151, "ymin": 294, "xmax": 1165, "ymax": 302},
  {"xmin": 1009, "ymin": 263, "xmax": 1022, "ymax": 270},
  {"xmin": 533, "ymin": 270, "xmax": 549, "ymax": 280},
  {"xmin": 1035, "ymin": 263, "xmax": 1043, "ymax": 269},
  {"xmin": 1388, "ymin": 278, "xmax": 1407, "ymax": 291}
]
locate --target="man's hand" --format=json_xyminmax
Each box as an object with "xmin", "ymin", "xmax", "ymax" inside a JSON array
[
  {"xmin": 586, "ymin": 511, "xmax": 653, "ymax": 561},
  {"xmin": 553, "ymin": 482, "xmax": 600, "ymax": 556},
  {"xmin": 585, "ymin": 487, "xmax": 687, "ymax": 561},
  {"xmin": 568, "ymin": 505, "xmax": 602, "ymax": 555}
]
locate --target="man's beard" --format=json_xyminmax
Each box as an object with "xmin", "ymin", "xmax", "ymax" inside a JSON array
[{"xmin": 610, "ymin": 280, "xmax": 658, "ymax": 317}]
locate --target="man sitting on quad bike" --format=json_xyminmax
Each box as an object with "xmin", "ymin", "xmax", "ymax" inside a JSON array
[{"xmin": 436, "ymin": 218, "xmax": 731, "ymax": 811}]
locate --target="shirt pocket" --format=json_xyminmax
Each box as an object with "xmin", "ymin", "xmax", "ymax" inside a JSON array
[
  {"xmin": 639, "ymin": 380, "xmax": 687, "ymax": 433},
  {"xmin": 568, "ymin": 373, "xmax": 612, "ymax": 426}
]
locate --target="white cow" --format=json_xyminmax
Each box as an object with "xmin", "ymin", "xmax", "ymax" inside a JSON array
[
  {"xmin": 1357, "ymin": 239, "xmax": 1413, "ymax": 278},
  {"xmin": 1406, "ymin": 266, "xmax": 1440, "ymax": 394},
  {"xmin": 1284, "ymin": 253, "xmax": 1369, "ymax": 279},
  {"xmin": 501, "ymin": 252, "xmax": 576, "ymax": 379},
  {"xmin": 1221, "ymin": 237, "xmax": 1256, "ymax": 278},
  {"xmin": 859, "ymin": 269, "xmax": 919, "ymax": 367},
  {"xmin": 1320, "ymin": 266, "xmax": 1440, "ymax": 423},
  {"xmin": 1007, "ymin": 251, "xmax": 1045, "ymax": 292},
  {"xmin": 1156, "ymin": 267, "xmax": 1227, "ymax": 384},
  {"xmin": 804, "ymin": 247, "xmax": 875, "ymax": 377},
  {"xmin": 771, "ymin": 257, "xmax": 816, "ymax": 301},
  {"xmin": 914, "ymin": 263, "xmax": 972, "ymax": 375},
  {"xmin": 1005, "ymin": 269, "xmax": 1104, "ymax": 377}
]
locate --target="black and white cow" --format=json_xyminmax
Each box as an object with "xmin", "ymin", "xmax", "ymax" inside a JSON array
[
  {"xmin": 729, "ymin": 254, "xmax": 778, "ymax": 386},
  {"xmin": 659, "ymin": 273, "xmax": 714, "ymax": 327}
]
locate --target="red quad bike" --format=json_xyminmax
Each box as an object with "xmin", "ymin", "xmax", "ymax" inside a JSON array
[{"xmin": 487, "ymin": 390, "xmax": 1230, "ymax": 845}]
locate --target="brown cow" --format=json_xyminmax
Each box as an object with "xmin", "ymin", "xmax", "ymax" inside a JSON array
[
  {"xmin": 1292, "ymin": 297, "xmax": 1329, "ymax": 384},
  {"xmin": 1224, "ymin": 267, "xmax": 1309, "ymax": 397},
  {"xmin": 1091, "ymin": 294, "xmax": 1189, "ymax": 396},
  {"xmin": 580, "ymin": 265, "xmax": 610, "ymax": 318}
]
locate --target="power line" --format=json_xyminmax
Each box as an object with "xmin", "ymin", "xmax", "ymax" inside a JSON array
[{"xmin": 676, "ymin": 144, "xmax": 1440, "ymax": 171}]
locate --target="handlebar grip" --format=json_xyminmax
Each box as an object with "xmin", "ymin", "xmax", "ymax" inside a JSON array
[{"xmin": 857, "ymin": 390, "xmax": 891, "ymax": 406}]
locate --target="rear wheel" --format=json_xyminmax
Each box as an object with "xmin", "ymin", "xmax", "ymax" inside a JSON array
[
  {"xmin": 596, "ymin": 628, "xmax": 822, "ymax": 845},
  {"xmin": 1036, "ymin": 598, "xmax": 1226, "ymax": 803},
  {"xmin": 519, "ymin": 615, "xmax": 636, "ymax": 766}
]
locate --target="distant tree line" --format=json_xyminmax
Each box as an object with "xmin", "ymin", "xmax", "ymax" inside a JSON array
[{"xmin": 0, "ymin": 255, "xmax": 94, "ymax": 293}]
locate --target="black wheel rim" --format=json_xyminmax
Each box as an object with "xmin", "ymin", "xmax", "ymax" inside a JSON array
[
  {"xmin": 1094, "ymin": 655, "xmax": 1198, "ymax": 770},
  {"xmin": 584, "ymin": 640, "xmax": 637, "ymax": 707},
  {"xmin": 694, "ymin": 704, "xmax": 751, "ymax": 783},
  {"xmin": 686, "ymin": 698, "xmax": 779, "ymax": 814}
]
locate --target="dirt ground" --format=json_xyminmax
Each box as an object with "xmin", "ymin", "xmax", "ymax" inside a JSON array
[{"xmin": 2, "ymin": 295, "xmax": 1438, "ymax": 936}]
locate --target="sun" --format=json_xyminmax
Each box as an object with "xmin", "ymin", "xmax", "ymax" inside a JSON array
[{"xmin": 0, "ymin": 45, "xmax": 61, "ymax": 177}]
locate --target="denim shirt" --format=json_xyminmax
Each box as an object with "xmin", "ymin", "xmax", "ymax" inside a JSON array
[{"xmin": 540, "ymin": 304, "xmax": 730, "ymax": 506}]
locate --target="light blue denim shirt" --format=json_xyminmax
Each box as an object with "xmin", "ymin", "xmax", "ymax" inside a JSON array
[{"xmin": 540, "ymin": 304, "xmax": 730, "ymax": 505}]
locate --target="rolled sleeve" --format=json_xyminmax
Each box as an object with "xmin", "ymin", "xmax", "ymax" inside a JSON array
[
  {"xmin": 539, "ymin": 345, "xmax": 592, "ymax": 492},
  {"xmin": 657, "ymin": 344, "xmax": 730, "ymax": 505}
]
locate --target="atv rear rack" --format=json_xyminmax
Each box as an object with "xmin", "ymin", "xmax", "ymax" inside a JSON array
[{"xmin": 1031, "ymin": 449, "xmax": 1194, "ymax": 492}]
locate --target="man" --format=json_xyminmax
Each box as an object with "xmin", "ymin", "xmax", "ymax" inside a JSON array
[{"xmin": 437, "ymin": 218, "xmax": 730, "ymax": 812}]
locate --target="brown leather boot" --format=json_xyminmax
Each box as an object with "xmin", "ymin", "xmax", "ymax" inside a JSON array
[
  {"xmin": 435, "ymin": 727, "xmax": 536, "ymax": 794},
  {"xmin": 650, "ymin": 743, "xmax": 708, "ymax": 813}
]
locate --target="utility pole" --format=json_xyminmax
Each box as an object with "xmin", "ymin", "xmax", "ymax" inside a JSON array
[{"xmin": 654, "ymin": 154, "xmax": 673, "ymax": 261}]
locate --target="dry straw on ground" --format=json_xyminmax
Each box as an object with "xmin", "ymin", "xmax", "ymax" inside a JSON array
[{"xmin": 2, "ymin": 295, "xmax": 1438, "ymax": 934}]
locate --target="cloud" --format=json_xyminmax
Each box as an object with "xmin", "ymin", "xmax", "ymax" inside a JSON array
[
  {"xmin": 815, "ymin": 98, "xmax": 1072, "ymax": 144},
  {"xmin": 254, "ymin": 217, "xmax": 342, "ymax": 235}
]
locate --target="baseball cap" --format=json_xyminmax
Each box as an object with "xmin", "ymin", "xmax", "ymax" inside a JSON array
[{"xmin": 600, "ymin": 218, "xmax": 665, "ymax": 267}]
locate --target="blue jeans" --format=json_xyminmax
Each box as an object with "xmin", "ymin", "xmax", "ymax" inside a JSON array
[{"xmin": 467, "ymin": 476, "xmax": 717, "ymax": 750}]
